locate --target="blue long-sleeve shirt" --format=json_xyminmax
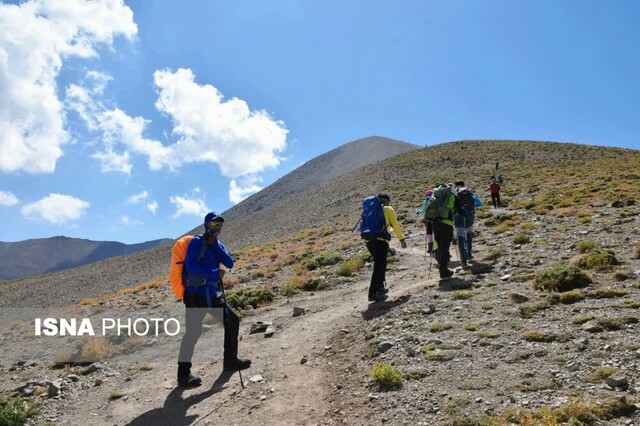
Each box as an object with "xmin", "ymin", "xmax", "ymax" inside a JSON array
[{"xmin": 185, "ymin": 236, "xmax": 234, "ymax": 297}]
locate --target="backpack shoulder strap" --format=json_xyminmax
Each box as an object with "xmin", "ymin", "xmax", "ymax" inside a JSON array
[{"xmin": 197, "ymin": 235, "xmax": 209, "ymax": 262}]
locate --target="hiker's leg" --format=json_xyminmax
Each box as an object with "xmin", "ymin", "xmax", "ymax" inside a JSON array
[
  {"xmin": 433, "ymin": 221, "xmax": 452, "ymax": 276},
  {"xmin": 366, "ymin": 239, "xmax": 388, "ymax": 296},
  {"xmin": 178, "ymin": 292, "xmax": 207, "ymax": 384},
  {"xmin": 496, "ymin": 193, "xmax": 501, "ymax": 207},
  {"xmin": 221, "ymin": 303, "xmax": 240, "ymax": 362},
  {"xmin": 491, "ymin": 193, "xmax": 497, "ymax": 208},
  {"xmin": 440, "ymin": 224, "xmax": 453, "ymax": 270},
  {"xmin": 426, "ymin": 221, "xmax": 434, "ymax": 252},
  {"xmin": 466, "ymin": 230, "xmax": 473, "ymax": 259},
  {"xmin": 455, "ymin": 226, "xmax": 467, "ymax": 263}
]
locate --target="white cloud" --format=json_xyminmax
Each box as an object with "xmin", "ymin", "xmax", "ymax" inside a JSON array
[
  {"xmin": 153, "ymin": 68, "xmax": 288, "ymax": 190},
  {"xmin": 0, "ymin": 0, "xmax": 137, "ymax": 174},
  {"xmin": 169, "ymin": 194, "xmax": 208, "ymax": 219},
  {"xmin": 21, "ymin": 193, "xmax": 89, "ymax": 224},
  {"xmin": 120, "ymin": 215, "xmax": 141, "ymax": 226},
  {"xmin": 0, "ymin": 190, "xmax": 19, "ymax": 206},
  {"xmin": 146, "ymin": 200, "xmax": 158, "ymax": 215},
  {"xmin": 127, "ymin": 190, "xmax": 149, "ymax": 204},
  {"xmin": 91, "ymin": 148, "xmax": 132, "ymax": 174},
  {"xmin": 229, "ymin": 176, "xmax": 263, "ymax": 204}
]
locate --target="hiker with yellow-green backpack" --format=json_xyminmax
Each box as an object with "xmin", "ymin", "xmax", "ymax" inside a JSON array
[{"xmin": 423, "ymin": 184, "xmax": 463, "ymax": 280}]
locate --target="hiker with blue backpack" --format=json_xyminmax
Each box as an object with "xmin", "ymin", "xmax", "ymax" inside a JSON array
[
  {"xmin": 453, "ymin": 181, "xmax": 483, "ymax": 268},
  {"xmin": 359, "ymin": 193, "xmax": 407, "ymax": 302},
  {"xmin": 424, "ymin": 184, "xmax": 463, "ymax": 280},
  {"xmin": 177, "ymin": 212, "xmax": 251, "ymax": 388}
]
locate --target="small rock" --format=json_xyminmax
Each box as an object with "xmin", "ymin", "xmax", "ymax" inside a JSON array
[
  {"xmin": 300, "ymin": 356, "xmax": 308, "ymax": 365},
  {"xmin": 94, "ymin": 378, "xmax": 103, "ymax": 387},
  {"xmin": 66, "ymin": 374, "xmax": 80, "ymax": 382},
  {"xmin": 500, "ymin": 274, "xmax": 511, "ymax": 281},
  {"xmin": 293, "ymin": 307, "xmax": 306, "ymax": 317},
  {"xmin": 23, "ymin": 360, "xmax": 37, "ymax": 368},
  {"xmin": 377, "ymin": 341, "xmax": 394, "ymax": 353},
  {"xmin": 575, "ymin": 338, "xmax": 589, "ymax": 351},
  {"xmin": 340, "ymin": 329, "xmax": 349, "ymax": 334},
  {"xmin": 582, "ymin": 323, "xmax": 604, "ymax": 333},
  {"xmin": 249, "ymin": 375, "xmax": 264, "ymax": 383},
  {"xmin": 48, "ymin": 380, "xmax": 63, "ymax": 397},
  {"xmin": 264, "ymin": 325, "xmax": 276, "ymax": 338},
  {"xmin": 80, "ymin": 363, "xmax": 100, "ymax": 375},
  {"xmin": 606, "ymin": 373, "xmax": 629, "ymax": 390},
  {"xmin": 249, "ymin": 321, "xmax": 272, "ymax": 334},
  {"xmin": 510, "ymin": 293, "xmax": 530, "ymax": 304}
]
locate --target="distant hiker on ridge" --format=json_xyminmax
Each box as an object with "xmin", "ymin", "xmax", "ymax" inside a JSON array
[
  {"xmin": 177, "ymin": 212, "xmax": 251, "ymax": 388},
  {"xmin": 490, "ymin": 179, "xmax": 501, "ymax": 209},
  {"xmin": 359, "ymin": 193, "xmax": 407, "ymax": 302}
]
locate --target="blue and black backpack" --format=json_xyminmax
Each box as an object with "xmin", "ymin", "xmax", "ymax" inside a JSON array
[{"xmin": 359, "ymin": 196, "xmax": 390, "ymax": 241}]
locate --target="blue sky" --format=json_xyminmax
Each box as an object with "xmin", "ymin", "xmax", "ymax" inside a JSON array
[{"xmin": 0, "ymin": 0, "xmax": 638, "ymax": 244}]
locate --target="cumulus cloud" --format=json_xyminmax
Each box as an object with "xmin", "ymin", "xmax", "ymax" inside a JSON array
[
  {"xmin": 154, "ymin": 68, "xmax": 288, "ymax": 200},
  {"xmin": 120, "ymin": 215, "xmax": 141, "ymax": 226},
  {"xmin": 169, "ymin": 194, "xmax": 208, "ymax": 219},
  {"xmin": 21, "ymin": 193, "xmax": 89, "ymax": 224},
  {"xmin": 0, "ymin": 0, "xmax": 137, "ymax": 174},
  {"xmin": 146, "ymin": 200, "xmax": 158, "ymax": 215},
  {"xmin": 127, "ymin": 190, "xmax": 149, "ymax": 204},
  {"xmin": 229, "ymin": 176, "xmax": 263, "ymax": 204},
  {"xmin": 0, "ymin": 190, "xmax": 19, "ymax": 206}
]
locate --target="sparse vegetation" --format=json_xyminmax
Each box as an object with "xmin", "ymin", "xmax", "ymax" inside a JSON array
[
  {"xmin": 593, "ymin": 288, "xmax": 628, "ymax": 299},
  {"xmin": 558, "ymin": 290, "xmax": 585, "ymax": 304},
  {"xmin": 571, "ymin": 313, "xmax": 596, "ymax": 325},
  {"xmin": 336, "ymin": 252, "xmax": 368, "ymax": 277},
  {"xmin": 429, "ymin": 322, "xmax": 453, "ymax": 332},
  {"xmin": 533, "ymin": 265, "xmax": 592, "ymax": 292},
  {"xmin": 597, "ymin": 317, "xmax": 625, "ymax": 331},
  {"xmin": 512, "ymin": 233, "xmax": 531, "ymax": 244},
  {"xmin": 451, "ymin": 290, "xmax": 473, "ymax": 300},
  {"xmin": 225, "ymin": 287, "xmax": 274, "ymax": 310},
  {"xmin": 586, "ymin": 366, "xmax": 619, "ymax": 383},
  {"xmin": 369, "ymin": 363, "xmax": 403, "ymax": 389},
  {"xmin": 109, "ymin": 390, "xmax": 125, "ymax": 400},
  {"xmin": 521, "ymin": 330, "xmax": 556, "ymax": 342},
  {"xmin": 0, "ymin": 396, "xmax": 39, "ymax": 425}
]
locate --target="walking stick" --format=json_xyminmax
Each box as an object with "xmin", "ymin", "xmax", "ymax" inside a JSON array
[{"xmin": 218, "ymin": 278, "xmax": 245, "ymax": 390}]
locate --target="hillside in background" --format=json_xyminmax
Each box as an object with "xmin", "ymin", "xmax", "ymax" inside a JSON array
[
  {"xmin": 0, "ymin": 139, "xmax": 638, "ymax": 309},
  {"xmin": 0, "ymin": 236, "xmax": 173, "ymax": 281},
  {"xmin": 209, "ymin": 135, "xmax": 419, "ymax": 223}
]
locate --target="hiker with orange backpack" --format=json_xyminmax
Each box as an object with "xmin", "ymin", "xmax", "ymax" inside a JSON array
[{"xmin": 176, "ymin": 212, "xmax": 251, "ymax": 388}]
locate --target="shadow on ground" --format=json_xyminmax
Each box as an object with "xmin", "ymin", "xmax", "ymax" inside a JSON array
[
  {"xmin": 361, "ymin": 295, "xmax": 411, "ymax": 321},
  {"xmin": 126, "ymin": 370, "xmax": 236, "ymax": 426}
]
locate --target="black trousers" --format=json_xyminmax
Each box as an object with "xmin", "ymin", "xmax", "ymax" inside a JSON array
[
  {"xmin": 366, "ymin": 239, "xmax": 389, "ymax": 296},
  {"xmin": 433, "ymin": 220, "xmax": 453, "ymax": 276},
  {"xmin": 178, "ymin": 290, "xmax": 240, "ymax": 372},
  {"xmin": 491, "ymin": 192, "xmax": 501, "ymax": 208}
]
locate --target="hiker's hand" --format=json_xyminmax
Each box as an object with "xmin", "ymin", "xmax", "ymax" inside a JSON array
[
  {"xmin": 219, "ymin": 269, "xmax": 226, "ymax": 278},
  {"xmin": 400, "ymin": 239, "xmax": 407, "ymax": 249}
]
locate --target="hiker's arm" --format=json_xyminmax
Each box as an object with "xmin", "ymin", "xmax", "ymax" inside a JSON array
[
  {"xmin": 214, "ymin": 241, "xmax": 234, "ymax": 269},
  {"xmin": 384, "ymin": 206, "xmax": 405, "ymax": 241}
]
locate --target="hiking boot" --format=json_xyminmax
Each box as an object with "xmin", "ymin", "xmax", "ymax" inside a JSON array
[
  {"xmin": 460, "ymin": 260, "xmax": 469, "ymax": 269},
  {"xmin": 440, "ymin": 269, "xmax": 454, "ymax": 280},
  {"xmin": 177, "ymin": 374, "xmax": 202, "ymax": 388},
  {"xmin": 371, "ymin": 293, "xmax": 388, "ymax": 303},
  {"xmin": 368, "ymin": 294, "xmax": 376, "ymax": 302},
  {"xmin": 223, "ymin": 358, "xmax": 252, "ymax": 371}
]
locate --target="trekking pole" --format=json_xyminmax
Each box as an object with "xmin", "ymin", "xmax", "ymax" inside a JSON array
[{"xmin": 218, "ymin": 278, "xmax": 245, "ymax": 390}]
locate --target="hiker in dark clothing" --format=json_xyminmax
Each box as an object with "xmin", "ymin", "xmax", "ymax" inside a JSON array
[
  {"xmin": 430, "ymin": 184, "xmax": 463, "ymax": 280},
  {"xmin": 490, "ymin": 180, "xmax": 501, "ymax": 208},
  {"xmin": 366, "ymin": 193, "xmax": 407, "ymax": 302},
  {"xmin": 177, "ymin": 212, "xmax": 251, "ymax": 388}
]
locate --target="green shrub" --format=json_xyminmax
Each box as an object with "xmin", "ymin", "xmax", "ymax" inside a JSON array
[
  {"xmin": 593, "ymin": 288, "xmax": 628, "ymax": 299},
  {"xmin": 226, "ymin": 287, "xmax": 274, "ymax": 309},
  {"xmin": 571, "ymin": 313, "xmax": 596, "ymax": 325},
  {"xmin": 430, "ymin": 322, "xmax": 453, "ymax": 332},
  {"xmin": 336, "ymin": 252, "xmax": 368, "ymax": 277},
  {"xmin": 586, "ymin": 366, "xmax": 619, "ymax": 383},
  {"xmin": 576, "ymin": 240, "xmax": 599, "ymax": 253},
  {"xmin": 533, "ymin": 265, "xmax": 592, "ymax": 292},
  {"xmin": 513, "ymin": 233, "xmax": 531, "ymax": 244},
  {"xmin": 0, "ymin": 397, "xmax": 39, "ymax": 426},
  {"xmin": 597, "ymin": 317, "xmax": 625, "ymax": 331},
  {"xmin": 280, "ymin": 280, "xmax": 300, "ymax": 296},
  {"xmin": 559, "ymin": 290, "xmax": 586, "ymax": 304},
  {"xmin": 522, "ymin": 330, "xmax": 556, "ymax": 342},
  {"xmin": 369, "ymin": 363, "xmax": 403, "ymax": 388},
  {"xmin": 314, "ymin": 251, "xmax": 343, "ymax": 267},
  {"xmin": 452, "ymin": 290, "xmax": 473, "ymax": 300},
  {"xmin": 571, "ymin": 249, "xmax": 619, "ymax": 270},
  {"xmin": 484, "ymin": 248, "xmax": 505, "ymax": 262},
  {"xmin": 634, "ymin": 244, "xmax": 640, "ymax": 259}
]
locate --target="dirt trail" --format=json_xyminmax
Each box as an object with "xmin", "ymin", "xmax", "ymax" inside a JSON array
[{"xmin": 55, "ymin": 235, "xmax": 444, "ymax": 426}]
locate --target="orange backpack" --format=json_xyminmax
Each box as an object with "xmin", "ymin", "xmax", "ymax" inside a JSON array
[{"xmin": 168, "ymin": 235, "xmax": 194, "ymax": 299}]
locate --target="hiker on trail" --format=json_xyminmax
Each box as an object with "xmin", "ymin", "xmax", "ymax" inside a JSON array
[
  {"xmin": 490, "ymin": 179, "xmax": 501, "ymax": 209},
  {"xmin": 453, "ymin": 181, "xmax": 481, "ymax": 268},
  {"xmin": 424, "ymin": 184, "xmax": 463, "ymax": 280},
  {"xmin": 416, "ymin": 189, "xmax": 435, "ymax": 254},
  {"xmin": 177, "ymin": 212, "xmax": 251, "ymax": 388},
  {"xmin": 363, "ymin": 193, "xmax": 407, "ymax": 302},
  {"xmin": 497, "ymin": 174, "xmax": 504, "ymax": 185}
]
